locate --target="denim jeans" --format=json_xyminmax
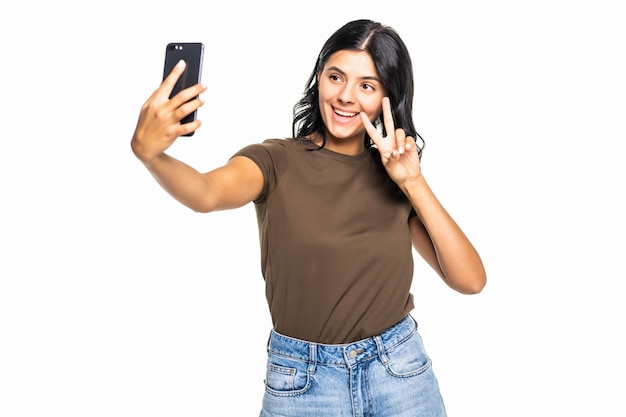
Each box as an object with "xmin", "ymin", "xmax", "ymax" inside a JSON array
[{"xmin": 259, "ymin": 315, "xmax": 447, "ymax": 417}]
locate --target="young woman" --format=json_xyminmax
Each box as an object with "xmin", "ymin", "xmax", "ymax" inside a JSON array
[{"xmin": 131, "ymin": 19, "xmax": 486, "ymax": 417}]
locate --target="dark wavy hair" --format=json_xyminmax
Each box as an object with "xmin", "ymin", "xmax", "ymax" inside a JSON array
[{"xmin": 292, "ymin": 19, "xmax": 424, "ymax": 158}]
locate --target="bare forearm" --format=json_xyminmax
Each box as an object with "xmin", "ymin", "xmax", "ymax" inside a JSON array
[
  {"xmin": 403, "ymin": 175, "xmax": 486, "ymax": 294},
  {"xmin": 140, "ymin": 152, "xmax": 215, "ymax": 213}
]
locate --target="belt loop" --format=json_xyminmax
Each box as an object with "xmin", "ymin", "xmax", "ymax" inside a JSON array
[
  {"xmin": 266, "ymin": 331, "xmax": 272, "ymax": 352},
  {"xmin": 374, "ymin": 335, "xmax": 389, "ymax": 365},
  {"xmin": 308, "ymin": 342, "xmax": 317, "ymax": 374}
]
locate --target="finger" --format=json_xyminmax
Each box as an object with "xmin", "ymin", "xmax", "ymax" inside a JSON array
[
  {"xmin": 395, "ymin": 128, "xmax": 406, "ymax": 155},
  {"xmin": 169, "ymin": 82, "xmax": 207, "ymax": 109},
  {"xmin": 381, "ymin": 97, "xmax": 403, "ymax": 155},
  {"xmin": 177, "ymin": 119, "xmax": 203, "ymax": 137},
  {"xmin": 359, "ymin": 111, "xmax": 379, "ymax": 141},
  {"xmin": 381, "ymin": 97, "xmax": 395, "ymax": 139},
  {"xmin": 404, "ymin": 135, "xmax": 414, "ymax": 151},
  {"xmin": 141, "ymin": 60, "xmax": 189, "ymax": 109},
  {"xmin": 160, "ymin": 59, "xmax": 187, "ymax": 97},
  {"xmin": 404, "ymin": 136, "xmax": 417, "ymax": 152},
  {"xmin": 173, "ymin": 96, "xmax": 205, "ymax": 124}
]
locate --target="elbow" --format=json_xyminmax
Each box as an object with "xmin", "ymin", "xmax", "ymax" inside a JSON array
[
  {"xmin": 186, "ymin": 196, "xmax": 218, "ymax": 213},
  {"xmin": 190, "ymin": 204, "xmax": 209, "ymax": 213},
  {"xmin": 454, "ymin": 256, "xmax": 487, "ymax": 295},
  {"xmin": 190, "ymin": 204, "xmax": 214, "ymax": 214},
  {"xmin": 458, "ymin": 271, "xmax": 487, "ymax": 295},
  {"xmin": 462, "ymin": 278, "xmax": 486, "ymax": 295},
  {"xmin": 444, "ymin": 269, "xmax": 487, "ymax": 295}
]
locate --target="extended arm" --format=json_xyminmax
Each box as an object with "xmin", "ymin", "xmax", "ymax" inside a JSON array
[{"xmin": 131, "ymin": 60, "xmax": 263, "ymax": 212}]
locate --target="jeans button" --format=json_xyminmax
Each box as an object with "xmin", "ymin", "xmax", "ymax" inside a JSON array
[{"xmin": 349, "ymin": 349, "xmax": 357, "ymax": 359}]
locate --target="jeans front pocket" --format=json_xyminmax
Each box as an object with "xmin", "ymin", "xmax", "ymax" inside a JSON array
[
  {"xmin": 264, "ymin": 352, "xmax": 312, "ymax": 396},
  {"xmin": 384, "ymin": 327, "xmax": 432, "ymax": 378}
]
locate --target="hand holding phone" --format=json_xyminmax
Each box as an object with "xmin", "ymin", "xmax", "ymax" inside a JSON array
[{"xmin": 163, "ymin": 42, "xmax": 204, "ymax": 136}]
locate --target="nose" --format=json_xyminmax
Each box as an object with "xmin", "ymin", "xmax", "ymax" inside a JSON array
[{"xmin": 338, "ymin": 83, "xmax": 356, "ymax": 104}]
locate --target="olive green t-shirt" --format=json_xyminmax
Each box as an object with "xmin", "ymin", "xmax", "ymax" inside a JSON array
[{"xmin": 233, "ymin": 138, "xmax": 415, "ymax": 344}]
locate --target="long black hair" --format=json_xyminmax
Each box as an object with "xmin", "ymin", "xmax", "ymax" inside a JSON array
[{"xmin": 292, "ymin": 19, "xmax": 424, "ymax": 157}]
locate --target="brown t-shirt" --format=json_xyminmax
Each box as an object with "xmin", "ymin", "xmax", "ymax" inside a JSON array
[{"xmin": 233, "ymin": 138, "xmax": 415, "ymax": 344}]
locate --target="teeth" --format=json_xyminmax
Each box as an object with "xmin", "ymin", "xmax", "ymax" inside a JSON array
[{"xmin": 335, "ymin": 109, "xmax": 358, "ymax": 117}]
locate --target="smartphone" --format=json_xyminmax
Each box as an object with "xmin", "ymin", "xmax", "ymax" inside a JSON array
[{"xmin": 163, "ymin": 42, "xmax": 204, "ymax": 136}]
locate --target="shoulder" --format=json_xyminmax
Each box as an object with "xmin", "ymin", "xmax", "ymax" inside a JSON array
[
  {"xmin": 230, "ymin": 139, "xmax": 309, "ymax": 203},
  {"xmin": 231, "ymin": 138, "xmax": 306, "ymax": 179},
  {"xmin": 232, "ymin": 138, "xmax": 313, "ymax": 160}
]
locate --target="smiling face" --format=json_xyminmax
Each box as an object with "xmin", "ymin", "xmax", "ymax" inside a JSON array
[{"xmin": 316, "ymin": 50, "xmax": 386, "ymax": 155}]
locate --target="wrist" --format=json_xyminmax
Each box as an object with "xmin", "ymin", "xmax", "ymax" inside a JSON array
[
  {"xmin": 399, "ymin": 173, "xmax": 426, "ymax": 196},
  {"xmin": 131, "ymin": 138, "xmax": 161, "ymax": 166}
]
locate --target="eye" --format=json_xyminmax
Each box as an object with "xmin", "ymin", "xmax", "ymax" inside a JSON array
[
  {"xmin": 361, "ymin": 83, "xmax": 376, "ymax": 92},
  {"xmin": 329, "ymin": 74, "xmax": 343, "ymax": 83}
]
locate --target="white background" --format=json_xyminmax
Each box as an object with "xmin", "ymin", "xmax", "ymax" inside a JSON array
[{"xmin": 1, "ymin": 1, "xmax": 624, "ymax": 416}]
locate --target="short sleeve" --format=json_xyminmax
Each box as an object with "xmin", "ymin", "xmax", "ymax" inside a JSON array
[{"xmin": 231, "ymin": 139, "xmax": 289, "ymax": 203}]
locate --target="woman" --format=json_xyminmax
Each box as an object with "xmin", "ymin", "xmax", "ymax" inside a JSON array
[{"xmin": 131, "ymin": 19, "xmax": 486, "ymax": 417}]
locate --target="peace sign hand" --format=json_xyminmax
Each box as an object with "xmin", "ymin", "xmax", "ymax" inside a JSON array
[{"xmin": 360, "ymin": 97, "xmax": 422, "ymax": 187}]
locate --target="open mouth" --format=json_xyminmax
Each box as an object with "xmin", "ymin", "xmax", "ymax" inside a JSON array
[{"xmin": 334, "ymin": 108, "xmax": 359, "ymax": 118}]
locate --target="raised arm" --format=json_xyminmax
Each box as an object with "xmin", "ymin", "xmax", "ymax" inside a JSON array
[
  {"xmin": 405, "ymin": 179, "xmax": 486, "ymax": 294},
  {"xmin": 131, "ymin": 60, "xmax": 263, "ymax": 212},
  {"xmin": 360, "ymin": 98, "xmax": 486, "ymax": 294}
]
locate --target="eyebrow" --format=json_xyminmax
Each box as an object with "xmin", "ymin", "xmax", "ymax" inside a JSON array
[{"xmin": 325, "ymin": 66, "xmax": 381, "ymax": 83}]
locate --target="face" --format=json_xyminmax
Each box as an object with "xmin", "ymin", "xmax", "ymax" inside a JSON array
[{"xmin": 317, "ymin": 50, "xmax": 385, "ymax": 154}]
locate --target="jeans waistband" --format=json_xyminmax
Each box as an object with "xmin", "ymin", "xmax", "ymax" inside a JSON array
[{"xmin": 267, "ymin": 315, "xmax": 416, "ymax": 368}]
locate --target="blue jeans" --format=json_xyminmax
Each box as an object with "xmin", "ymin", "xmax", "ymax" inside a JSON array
[{"xmin": 259, "ymin": 315, "xmax": 447, "ymax": 417}]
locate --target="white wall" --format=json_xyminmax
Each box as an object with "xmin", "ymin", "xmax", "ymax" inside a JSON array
[{"xmin": 1, "ymin": 1, "xmax": 624, "ymax": 416}]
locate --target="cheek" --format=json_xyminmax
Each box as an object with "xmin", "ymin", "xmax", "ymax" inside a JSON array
[
  {"xmin": 360, "ymin": 95, "xmax": 383, "ymax": 118},
  {"xmin": 364, "ymin": 105, "xmax": 382, "ymax": 123},
  {"xmin": 317, "ymin": 81, "xmax": 334, "ymax": 105},
  {"xmin": 317, "ymin": 86, "xmax": 335, "ymax": 121},
  {"xmin": 317, "ymin": 91, "xmax": 329, "ymax": 114}
]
